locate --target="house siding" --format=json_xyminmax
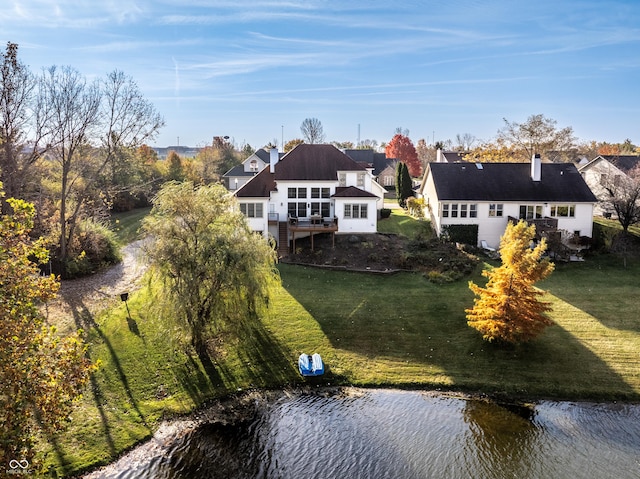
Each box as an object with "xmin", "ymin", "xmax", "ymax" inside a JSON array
[
  {"xmin": 431, "ymin": 200, "xmax": 594, "ymax": 249},
  {"xmin": 334, "ymin": 197, "xmax": 379, "ymax": 233},
  {"xmin": 421, "ymin": 162, "xmax": 596, "ymax": 250},
  {"xmin": 238, "ymin": 198, "xmax": 270, "ymax": 238},
  {"xmin": 235, "ymin": 144, "xmax": 385, "ymax": 247}
]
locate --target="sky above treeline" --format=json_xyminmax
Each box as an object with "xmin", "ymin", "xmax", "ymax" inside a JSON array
[{"xmin": 3, "ymin": 0, "xmax": 639, "ymax": 149}]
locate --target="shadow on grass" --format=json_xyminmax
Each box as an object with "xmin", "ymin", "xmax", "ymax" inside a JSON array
[
  {"xmin": 173, "ymin": 311, "xmax": 300, "ymax": 408},
  {"xmin": 67, "ymin": 297, "xmax": 150, "ymax": 427},
  {"xmin": 280, "ymin": 264, "xmax": 637, "ymax": 400},
  {"xmin": 232, "ymin": 314, "xmax": 299, "ymax": 388},
  {"xmin": 542, "ymin": 255, "xmax": 640, "ymax": 333},
  {"xmin": 126, "ymin": 315, "xmax": 142, "ymax": 337},
  {"xmin": 41, "ymin": 296, "xmax": 154, "ymax": 474}
]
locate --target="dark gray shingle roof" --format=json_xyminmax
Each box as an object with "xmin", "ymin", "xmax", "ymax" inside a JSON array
[
  {"xmin": 274, "ymin": 144, "xmax": 365, "ymax": 180},
  {"xmin": 429, "ymin": 162, "xmax": 597, "ymax": 202},
  {"xmin": 599, "ymin": 155, "xmax": 640, "ymax": 174},
  {"xmin": 235, "ymin": 144, "xmax": 365, "ymax": 198},
  {"xmin": 332, "ymin": 186, "xmax": 378, "ymax": 198}
]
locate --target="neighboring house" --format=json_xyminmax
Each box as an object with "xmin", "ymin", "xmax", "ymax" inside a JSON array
[
  {"xmin": 223, "ymin": 148, "xmax": 283, "ymax": 191},
  {"xmin": 343, "ymin": 149, "xmax": 397, "ymax": 189},
  {"xmin": 578, "ymin": 155, "xmax": 640, "ymax": 216},
  {"xmin": 419, "ymin": 155, "xmax": 597, "ymax": 251},
  {"xmin": 235, "ymin": 144, "xmax": 385, "ymax": 255},
  {"xmin": 435, "ymin": 150, "xmax": 469, "ymax": 163},
  {"xmin": 152, "ymin": 145, "xmax": 201, "ymax": 159},
  {"xmin": 376, "ymin": 163, "xmax": 397, "ymax": 189}
]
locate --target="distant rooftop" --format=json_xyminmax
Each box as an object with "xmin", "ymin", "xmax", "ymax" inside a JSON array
[{"xmin": 151, "ymin": 145, "xmax": 203, "ymax": 159}]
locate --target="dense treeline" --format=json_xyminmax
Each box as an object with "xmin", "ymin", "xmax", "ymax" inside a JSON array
[{"xmin": 0, "ymin": 43, "xmax": 250, "ymax": 278}]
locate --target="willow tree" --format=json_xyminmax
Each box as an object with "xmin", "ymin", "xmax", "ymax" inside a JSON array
[
  {"xmin": 466, "ymin": 220, "xmax": 555, "ymax": 343},
  {"xmin": 142, "ymin": 182, "xmax": 279, "ymax": 354}
]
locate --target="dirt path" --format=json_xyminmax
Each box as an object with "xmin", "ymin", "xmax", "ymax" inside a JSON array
[{"xmin": 42, "ymin": 239, "xmax": 150, "ymax": 333}]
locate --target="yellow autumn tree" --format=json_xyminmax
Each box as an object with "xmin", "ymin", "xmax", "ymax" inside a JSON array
[
  {"xmin": 0, "ymin": 187, "xmax": 96, "ymax": 469},
  {"xmin": 466, "ymin": 220, "xmax": 555, "ymax": 343}
]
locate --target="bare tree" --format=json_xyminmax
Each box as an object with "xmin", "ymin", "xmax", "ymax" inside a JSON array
[
  {"xmin": 41, "ymin": 67, "xmax": 164, "ymax": 271},
  {"xmin": 300, "ymin": 117, "xmax": 325, "ymax": 144},
  {"xmin": 395, "ymin": 126, "xmax": 410, "ymax": 137},
  {"xmin": 602, "ymin": 165, "xmax": 640, "ymax": 232},
  {"xmin": 415, "ymin": 138, "xmax": 435, "ymax": 168},
  {"xmin": 454, "ymin": 133, "xmax": 477, "ymax": 151},
  {"xmin": 0, "ymin": 42, "xmax": 53, "ymax": 210},
  {"xmin": 98, "ymin": 71, "xmax": 166, "ymax": 204},
  {"xmin": 359, "ymin": 139, "xmax": 378, "ymax": 150},
  {"xmin": 41, "ymin": 66, "xmax": 101, "ymax": 265},
  {"xmin": 497, "ymin": 114, "xmax": 576, "ymax": 162}
]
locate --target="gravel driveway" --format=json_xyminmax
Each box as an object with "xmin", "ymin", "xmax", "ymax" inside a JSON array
[{"xmin": 42, "ymin": 238, "xmax": 150, "ymax": 333}]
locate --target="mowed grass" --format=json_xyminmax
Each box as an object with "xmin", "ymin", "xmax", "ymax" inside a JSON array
[
  {"xmin": 274, "ymin": 259, "xmax": 640, "ymax": 399},
  {"xmin": 110, "ymin": 206, "xmax": 152, "ymax": 244},
  {"xmin": 594, "ymin": 216, "xmax": 640, "ymax": 238},
  {"xmin": 377, "ymin": 208, "xmax": 429, "ymax": 237},
  {"xmin": 41, "ymin": 210, "xmax": 640, "ymax": 476}
]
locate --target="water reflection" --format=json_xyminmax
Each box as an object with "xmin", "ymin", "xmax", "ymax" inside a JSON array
[
  {"xmin": 91, "ymin": 390, "xmax": 640, "ymax": 479},
  {"xmin": 463, "ymin": 400, "xmax": 540, "ymax": 478}
]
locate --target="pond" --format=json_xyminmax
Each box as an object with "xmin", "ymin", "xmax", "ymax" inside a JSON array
[{"xmin": 88, "ymin": 389, "xmax": 640, "ymax": 479}]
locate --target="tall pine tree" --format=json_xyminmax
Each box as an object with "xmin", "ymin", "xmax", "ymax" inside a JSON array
[{"xmin": 466, "ymin": 220, "xmax": 554, "ymax": 343}]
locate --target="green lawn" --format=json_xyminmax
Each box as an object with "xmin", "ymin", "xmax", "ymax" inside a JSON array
[
  {"xmin": 41, "ymin": 213, "xmax": 640, "ymax": 476},
  {"xmin": 594, "ymin": 215, "xmax": 640, "ymax": 237},
  {"xmin": 110, "ymin": 207, "xmax": 152, "ymax": 245},
  {"xmin": 377, "ymin": 208, "xmax": 431, "ymax": 238}
]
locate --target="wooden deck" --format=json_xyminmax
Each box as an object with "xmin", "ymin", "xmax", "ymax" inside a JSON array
[{"xmin": 288, "ymin": 218, "xmax": 338, "ymax": 251}]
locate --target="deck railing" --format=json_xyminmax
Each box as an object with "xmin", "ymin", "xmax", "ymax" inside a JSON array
[{"xmin": 268, "ymin": 212, "xmax": 279, "ymax": 222}]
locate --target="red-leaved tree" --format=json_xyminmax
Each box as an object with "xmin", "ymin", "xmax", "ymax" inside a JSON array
[{"xmin": 385, "ymin": 134, "xmax": 421, "ymax": 177}]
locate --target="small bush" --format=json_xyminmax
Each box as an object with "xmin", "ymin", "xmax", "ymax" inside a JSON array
[
  {"xmin": 425, "ymin": 270, "xmax": 459, "ymax": 284},
  {"xmin": 380, "ymin": 208, "xmax": 392, "ymax": 219},
  {"xmin": 441, "ymin": 224, "xmax": 478, "ymax": 246},
  {"xmin": 63, "ymin": 219, "xmax": 122, "ymax": 278},
  {"xmin": 406, "ymin": 197, "xmax": 425, "ymax": 219},
  {"xmin": 367, "ymin": 253, "xmax": 380, "ymax": 263}
]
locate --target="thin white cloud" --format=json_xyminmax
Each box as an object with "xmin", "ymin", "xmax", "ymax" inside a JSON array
[
  {"xmin": 75, "ymin": 38, "xmax": 202, "ymax": 53},
  {"xmin": 2, "ymin": 0, "xmax": 146, "ymax": 28}
]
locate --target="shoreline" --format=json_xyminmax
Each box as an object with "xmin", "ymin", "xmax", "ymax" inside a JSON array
[{"xmin": 78, "ymin": 385, "xmax": 640, "ymax": 478}]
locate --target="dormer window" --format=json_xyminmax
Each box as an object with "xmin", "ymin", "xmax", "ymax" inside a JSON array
[{"xmin": 249, "ymin": 159, "xmax": 258, "ymax": 172}]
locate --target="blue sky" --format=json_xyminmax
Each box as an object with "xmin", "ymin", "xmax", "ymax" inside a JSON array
[{"xmin": 3, "ymin": 0, "xmax": 639, "ymax": 149}]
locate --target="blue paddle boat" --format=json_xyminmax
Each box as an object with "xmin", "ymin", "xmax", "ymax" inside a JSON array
[{"xmin": 298, "ymin": 353, "xmax": 325, "ymax": 376}]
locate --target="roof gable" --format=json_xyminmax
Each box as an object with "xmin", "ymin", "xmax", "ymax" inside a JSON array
[
  {"xmin": 275, "ymin": 144, "xmax": 365, "ymax": 180},
  {"xmin": 343, "ymin": 149, "xmax": 392, "ymax": 175},
  {"xmin": 235, "ymin": 144, "xmax": 367, "ymax": 198},
  {"xmin": 332, "ymin": 186, "xmax": 378, "ymax": 198},
  {"xmin": 428, "ymin": 162, "xmax": 597, "ymax": 203},
  {"xmin": 594, "ymin": 155, "xmax": 640, "ymax": 174},
  {"xmin": 234, "ymin": 166, "xmax": 275, "ymax": 197},
  {"xmin": 441, "ymin": 151, "xmax": 469, "ymax": 163}
]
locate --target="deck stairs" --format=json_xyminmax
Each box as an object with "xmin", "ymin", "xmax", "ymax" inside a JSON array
[{"xmin": 278, "ymin": 222, "xmax": 289, "ymax": 257}]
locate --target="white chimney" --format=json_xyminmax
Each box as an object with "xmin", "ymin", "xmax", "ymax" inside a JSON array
[
  {"xmin": 270, "ymin": 147, "xmax": 279, "ymax": 173},
  {"xmin": 436, "ymin": 148, "xmax": 443, "ymax": 163},
  {"xmin": 531, "ymin": 154, "xmax": 541, "ymax": 182}
]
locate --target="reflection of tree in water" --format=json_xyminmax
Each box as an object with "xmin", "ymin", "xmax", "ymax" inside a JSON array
[{"xmin": 462, "ymin": 400, "xmax": 542, "ymax": 479}]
